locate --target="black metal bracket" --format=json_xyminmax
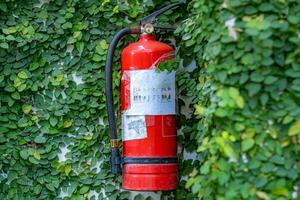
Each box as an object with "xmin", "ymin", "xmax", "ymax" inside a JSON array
[{"xmin": 122, "ymin": 157, "xmax": 178, "ymax": 164}]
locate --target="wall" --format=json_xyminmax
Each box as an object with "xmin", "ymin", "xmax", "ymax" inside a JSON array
[{"xmin": 0, "ymin": 0, "xmax": 194, "ymax": 199}]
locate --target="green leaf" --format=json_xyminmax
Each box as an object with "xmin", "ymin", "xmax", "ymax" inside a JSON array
[
  {"xmin": 271, "ymin": 155, "xmax": 284, "ymax": 165},
  {"xmin": 29, "ymin": 157, "xmax": 39, "ymax": 164},
  {"xmin": 63, "ymin": 119, "xmax": 73, "ymax": 128},
  {"xmin": 84, "ymin": 133, "xmax": 92, "ymax": 140},
  {"xmin": 113, "ymin": 5, "xmax": 119, "ymax": 13},
  {"xmin": 271, "ymin": 187, "xmax": 289, "ymax": 197},
  {"xmin": 79, "ymin": 186, "xmax": 89, "ymax": 194},
  {"xmin": 217, "ymin": 171, "xmax": 230, "ymax": 186},
  {"xmin": 228, "ymin": 87, "xmax": 244, "ymax": 108},
  {"xmin": 0, "ymin": 42, "xmax": 8, "ymax": 49},
  {"xmin": 17, "ymin": 84, "xmax": 27, "ymax": 92},
  {"xmin": 11, "ymin": 92, "xmax": 20, "ymax": 100},
  {"xmin": 4, "ymin": 85, "xmax": 15, "ymax": 92},
  {"xmin": 33, "ymin": 185, "xmax": 42, "ymax": 195},
  {"xmin": 2, "ymin": 27, "xmax": 16, "ymax": 34},
  {"xmin": 283, "ymin": 115, "xmax": 293, "ymax": 124},
  {"xmin": 73, "ymin": 31, "xmax": 82, "ymax": 39},
  {"xmin": 194, "ymin": 104, "xmax": 205, "ymax": 116},
  {"xmin": 0, "ymin": 2, "xmax": 7, "ymax": 12},
  {"xmin": 185, "ymin": 177, "xmax": 196, "ymax": 189},
  {"xmin": 264, "ymin": 76, "xmax": 278, "ymax": 84},
  {"xmin": 29, "ymin": 62, "xmax": 39, "ymax": 71},
  {"xmin": 22, "ymin": 104, "xmax": 32, "ymax": 114},
  {"xmin": 33, "ymin": 150, "xmax": 41, "ymax": 160},
  {"xmin": 17, "ymin": 177, "xmax": 33, "ymax": 186},
  {"xmin": 34, "ymin": 135, "xmax": 47, "ymax": 144},
  {"xmin": 6, "ymin": 35, "xmax": 15, "ymax": 41},
  {"xmin": 20, "ymin": 149, "xmax": 29, "ymax": 159},
  {"xmin": 18, "ymin": 118, "xmax": 28, "ymax": 127},
  {"xmin": 260, "ymin": 93, "xmax": 269, "ymax": 106},
  {"xmin": 92, "ymin": 54, "xmax": 102, "ymax": 62},
  {"xmin": 288, "ymin": 120, "xmax": 300, "ymax": 136},
  {"xmin": 215, "ymin": 108, "xmax": 227, "ymax": 117},
  {"xmin": 45, "ymin": 183, "xmax": 55, "ymax": 191},
  {"xmin": 246, "ymin": 83, "xmax": 261, "ymax": 96},
  {"xmin": 215, "ymin": 136, "xmax": 236, "ymax": 159},
  {"xmin": 76, "ymin": 42, "xmax": 84, "ymax": 54},
  {"xmin": 8, "ymin": 97, "xmax": 15, "ymax": 107},
  {"xmin": 241, "ymin": 138, "xmax": 255, "ymax": 151},
  {"xmin": 200, "ymin": 163, "xmax": 210, "ymax": 174},
  {"xmin": 258, "ymin": 3, "xmax": 274, "ymax": 11},
  {"xmin": 246, "ymin": 16, "xmax": 270, "ymax": 30},
  {"xmin": 256, "ymin": 191, "xmax": 270, "ymax": 200},
  {"xmin": 37, "ymin": 10, "xmax": 48, "ymax": 19},
  {"xmin": 2, "ymin": 28, "xmax": 10, "ymax": 35},
  {"xmin": 288, "ymin": 15, "xmax": 299, "ymax": 24},
  {"xmin": 67, "ymin": 37, "xmax": 76, "ymax": 44},
  {"xmin": 0, "ymin": 127, "xmax": 9, "ymax": 134},
  {"xmin": 100, "ymin": 39, "xmax": 108, "ymax": 50},
  {"xmin": 250, "ymin": 72, "xmax": 264, "ymax": 82},
  {"xmin": 50, "ymin": 117, "xmax": 58, "ymax": 127},
  {"xmin": 65, "ymin": 164, "xmax": 72, "ymax": 176},
  {"xmin": 14, "ymin": 77, "xmax": 22, "ymax": 87},
  {"xmin": 285, "ymin": 69, "xmax": 300, "ymax": 78},
  {"xmin": 18, "ymin": 71, "xmax": 28, "ymax": 79},
  {"xmin": 62, "ymin": 22, "xmax": 72, "ymax": 29}
]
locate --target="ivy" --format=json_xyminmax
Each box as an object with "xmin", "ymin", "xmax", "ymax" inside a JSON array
[
  {"xmin": 3, "ymin": 0, "xmax": 299, "ymax": 199},
  {"xmin": 178, "ymin": 0, "xmax": 300, "ymax": 199},
  {"xmin": 0, "ymin": 0, "xmax": 190, "ymax": 199}
]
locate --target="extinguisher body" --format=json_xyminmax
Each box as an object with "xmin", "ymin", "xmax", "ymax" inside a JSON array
[{"xmin": 120, "ymin": 34, "xmax": 177, "ymax": 191}]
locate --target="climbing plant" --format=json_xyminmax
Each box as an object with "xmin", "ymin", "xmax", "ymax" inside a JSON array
[
  {"xmin": 2, "ymin": 0, "xmax": 299, "ymax": 199},
  {"xmin": 178, "ymin": 0, "xmax": 300, "ymax": 199},
  {"xmin": 0, "ymin": 0, "xmax": 191, "ymax": 199}
]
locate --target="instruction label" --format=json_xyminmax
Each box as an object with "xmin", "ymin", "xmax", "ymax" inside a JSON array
[
  {"xmin": 125, "ymin": 69, "xmax": 176, "ymax": 115},
  {"xmin": 122, "ymin": 115, "xmax": 147, "ymax": 141}
]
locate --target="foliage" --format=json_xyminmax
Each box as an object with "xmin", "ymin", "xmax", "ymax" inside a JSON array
[
  {"xmin": 178, "ymin": 0, "xmax": 300, "ymax": 199},
  {"xmin": 0, "ymin": 0, "xmax": 190, "ymax": 199},
  {"xmin": 2, "ymin": 0, "xmax": 299, "ymax": 199}
]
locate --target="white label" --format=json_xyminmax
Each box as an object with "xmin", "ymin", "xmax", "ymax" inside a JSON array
[
  {"xmin": 122, "ymin": 115, "xmax": 147, "ymax": 141},
  {"xmin": 125, "ymin": 69, "xmax": 176, "ymax": 115}
]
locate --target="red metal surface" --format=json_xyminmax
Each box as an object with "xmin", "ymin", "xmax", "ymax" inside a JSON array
[
  {"xmin": 122, "ymin": 164, "xmax": 177, "ymax": 191},
  {"xmin": 120, "ymin": 34, "xmax": 177, "ymax": 191}
]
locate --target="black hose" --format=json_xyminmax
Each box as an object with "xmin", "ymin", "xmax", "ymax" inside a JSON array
[{"xmin": 105, "ymin": 27, "xmax": 140, "ymax": 174}]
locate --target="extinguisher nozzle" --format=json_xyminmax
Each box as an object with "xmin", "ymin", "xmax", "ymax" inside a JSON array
[{"xmin": 111, "ymin": 148, "xmax": 121, "ymax": 174}]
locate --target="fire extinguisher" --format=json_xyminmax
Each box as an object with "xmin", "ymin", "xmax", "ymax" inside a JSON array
[{"xmin": 105, "ymin": 2, "xmax": 184, "ymax": 191}]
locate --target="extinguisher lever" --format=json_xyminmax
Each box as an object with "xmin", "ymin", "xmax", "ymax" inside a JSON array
[
  {"xmin": 140, "ymin": 1, "xmax": 185, "ymax": 25},
  {"xmin": 153, "ymin": 25, "xmax": 178, "ymax": 31},
  {"xmin": 105, "ymin": 27, "xmax": 140, "ymax": 174}
]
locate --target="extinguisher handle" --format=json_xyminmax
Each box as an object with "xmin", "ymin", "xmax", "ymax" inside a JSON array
[
  {"xmin": 154, "ymin": 25, "xmax": 178, "ymax": 31},
  {"xmin": 140, "ymin": 1, "xmax": 185, "ymax": 25},
  {"xmin": 105, "ymin": 27, "xmax": 140, "ymax": 174}
]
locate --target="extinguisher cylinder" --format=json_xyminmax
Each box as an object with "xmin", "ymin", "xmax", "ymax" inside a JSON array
[{"xmin": 120, "ymin": 34, "xmax": 178, "ymax": 191}]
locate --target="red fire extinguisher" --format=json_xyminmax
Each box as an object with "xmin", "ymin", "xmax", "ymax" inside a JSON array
[{"xmin": 105, "ymin": 2, "xmax": 183, "ymax": 191}]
